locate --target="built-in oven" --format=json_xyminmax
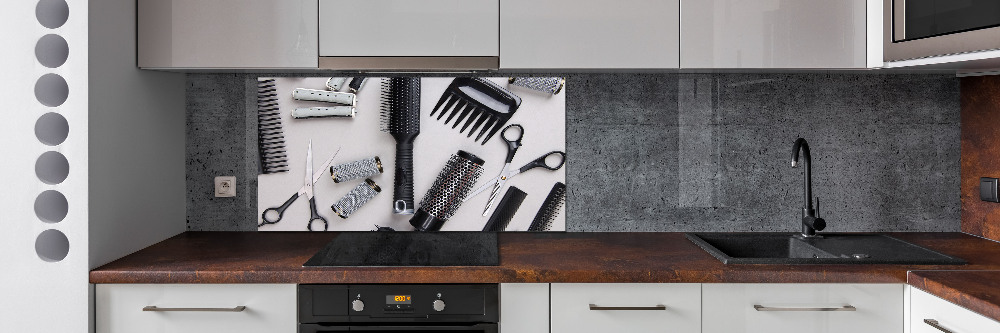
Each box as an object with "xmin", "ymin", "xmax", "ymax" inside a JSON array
[
  {"xmin": 299, "ymin": 284, "xmax": 498, "ymax": 333},
  {"xmin": 884, "ymin": 0, "xmax": 1000, "ymax": 61}
]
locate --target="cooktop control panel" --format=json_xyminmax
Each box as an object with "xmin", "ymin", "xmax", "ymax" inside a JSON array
[{"xmin": 384, "ymin": 294, "xmax": 414, "ymax": 312}]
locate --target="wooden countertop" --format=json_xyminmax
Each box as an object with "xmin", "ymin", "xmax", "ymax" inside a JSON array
[
  {"xmin": 90, "ymin": 232, "xmax": 1000, "ymax": 322},
  {"xmin": 91, "ymin": 232, "xmax": 1000, "ymax": 284},
  {"xmin": 909, "ymin": 270, "xmax": 1000, "ymax": 323}
]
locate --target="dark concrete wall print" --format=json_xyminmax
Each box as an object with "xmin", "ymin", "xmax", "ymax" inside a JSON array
[
  {"xmin": 187, "ymin": 73, "xmax": 961, "ymax": 232},
  {"xmin": 186, "ymin": 74, "xmax": 259, "ymax": 231},
  {"xmin": 568, "ymin": 73, "xmax": 959, "ymax": 232}
]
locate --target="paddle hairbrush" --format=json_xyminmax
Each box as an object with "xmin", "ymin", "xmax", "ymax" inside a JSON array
[{"xmin": 380, "ymin": 77, "xmax": 421, "ymax": 215}]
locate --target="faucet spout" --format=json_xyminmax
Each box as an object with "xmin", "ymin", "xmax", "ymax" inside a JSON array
[{"xmin": 791, "ymin": 138, "xmax": 824, "ymax": 237}]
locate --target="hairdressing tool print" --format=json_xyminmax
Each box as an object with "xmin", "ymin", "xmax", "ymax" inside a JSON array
[
  {"xmin": 292, "ymin": 88, "xmax": 357, "ymax": 106},
  {"xmin": 260, "ymin": 144, "xmax": 340, "ymax": 231},
  {"xmin": 347, "ymin": 77, "xmax": 367, "ymax": 93},
  {"xmin": 482, "ymin": 186, "xmax": 527, "ymax": 232},
  {"xmin": 464, "ymin": 124, "xmax": 567, "ymax": 216},
  {"xmin": 528, "ymin": 182, "xmax": 566, "ymax": 231},
  {"xmin": 331, "ymin": 179, "xmax": 381, "ymax": 219},
  {"xmin": 430, "ymin": 78, "xmax": 522, "ymax": 145},
  {"xmin": 291, "ymin": 106, "xmax": 356, "ymax": 118},
  {"xmin": 410, "ymin": 150, "xmax": 485, "ymax": 231},
  {"xmin": 257, "ymin": 78, "xmax": 289, "ymax": 174},
  {"xmin": 380, "ymin": 77, "xmax": 421, "ymax": 215},
  {"xmin": 509, "ymin": 77, "xmax": 564, "ymax": 95},
  {"xmin": 326, "ymin": 77, "xmax": 347, "ymax": 91},
  {"xmin": 330, "ymin": 156, "xmax": 383, "ymax": 183}
]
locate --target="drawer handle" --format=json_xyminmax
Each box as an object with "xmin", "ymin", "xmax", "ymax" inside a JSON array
[
  {"xmin": 589, "ymin": 304, "xmax": 667, "ymax": 311},
  {"xmin": 143, "ymin": 306, "xmax": 247, "ymax": 312},
  {"xmin": 753, "ymin": 305, "xmax": 856, "ymax": 312},
  {"xmin": 924, "ymin": 319, "xmax": 955, "ymax": 333}
]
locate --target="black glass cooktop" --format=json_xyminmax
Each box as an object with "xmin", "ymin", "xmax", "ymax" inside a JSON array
[{"xmin": 303, "ymin": 232, "xmax": 499, "ymax": 267}]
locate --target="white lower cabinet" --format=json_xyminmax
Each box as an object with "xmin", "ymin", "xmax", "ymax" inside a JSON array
[
  {"xmin": 910, "ymin": 287, "xmax": 1000, "ymax": 333},
  {"xmin": 500, "ymin": 283, "xmax": 549, "ymax": 333},
  {"xmin": 95, "ymin": 284, "xmax": 297, "ymax": 333},
  {"xmin": 702, "ymin": 283, "xmax": 903, "ymax": 333},
  {"xmin": 98, "ymin": 282, "xmax": 1000, "ymax": 333},
  {"xmin": 551, "ymin": 283, "xmax": 702, "ymax": 333}
]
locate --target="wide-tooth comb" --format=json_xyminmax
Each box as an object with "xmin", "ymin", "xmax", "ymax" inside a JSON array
[
  {"xmin": 528, "ymin": 182, "xmax": 566, "ymax": 231},
  {"xmin": 257, "ymin": 78, "xmax": 288, "ymax": 174},
  {"xmin": 430, "ymin": 78, "xmax": 522, "ymax": 145}
]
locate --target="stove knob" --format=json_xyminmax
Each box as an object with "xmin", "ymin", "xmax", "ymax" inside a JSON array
[
  {"xmin": 352, "ymin": 299, "xmax": 365, "ymax": 312},
  {"xmin": 432, "ymin": 299, "xmax": 446, "ymax": 312}
]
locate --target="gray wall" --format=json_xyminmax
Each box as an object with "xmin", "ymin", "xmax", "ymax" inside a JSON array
[
  {"xmin": 187, "ymin": 73, "xmax": 960, "ymax": 232},
  {"xmin": 89, "ymin": 0, "xmax": 187, "ymax": 268}
]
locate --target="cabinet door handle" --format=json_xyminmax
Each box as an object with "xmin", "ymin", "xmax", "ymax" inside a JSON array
[
  {"xmin": 924, "ymin": 319, "xmax": 955, "ymax": 333},
  {"xmin": 753, "ymin": 305, "xmax": 856, "ymax": 312},
  {"xmin": 589, "ymin": 304, "xmax": 667, "ymax": 311},
  {"xmin": 143, "ymin": 306, "xmax": 247, "ymax": 312}
]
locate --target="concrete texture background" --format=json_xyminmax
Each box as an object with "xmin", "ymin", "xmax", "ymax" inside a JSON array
[{"xmin": 187, "ymin": 73, "xmax": 961, "ymax": 232}]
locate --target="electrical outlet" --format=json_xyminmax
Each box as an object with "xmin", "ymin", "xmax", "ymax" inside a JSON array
[{"xmin": 215, "ymin": 176, "xmax": 236, "ymax": 197}]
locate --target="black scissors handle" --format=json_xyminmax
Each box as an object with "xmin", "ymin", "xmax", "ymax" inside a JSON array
[
  {"xmin": 501, "ymin": 124, "xmax": 524, "ymax": 163},
  {"xmin": 306, "ymin": 197, "xmax": 329, "ymax": 231},
  {"xmin": 518, "ymin": 151, "xmax": 567, "ymax": 173},
  {"xmin": 260, "ymin": 192, "xmax": 299, "ymax": 226}
]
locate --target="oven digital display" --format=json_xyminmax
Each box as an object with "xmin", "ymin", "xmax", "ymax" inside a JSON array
[{"xmin": 386, "ymin": 295, "xmax": 412, "ymax": 304}]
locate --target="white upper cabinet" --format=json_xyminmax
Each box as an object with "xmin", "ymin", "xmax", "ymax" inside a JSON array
[
  {"xmin": 319, "ymin": 0, "xmax": 499, "ymax": 57},
  {"xmin": 137, "ymin": 0, "xmax": 318, "ymax": 69},
  {"xmin": 681, "ymin": 0, "xmax": 873, "ymax": 68},
  {"xmin": 135, "ymin": 1, "xmax": 885, "ymax": 70},
  {"xmin": 500, "ymin": 0, "xmax": 681, "ymax": 69}
]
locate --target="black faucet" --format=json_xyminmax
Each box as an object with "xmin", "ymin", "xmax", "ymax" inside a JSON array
[{"xmin": 791, "ymin": 138, "xmax": 825, "ymax": 237}]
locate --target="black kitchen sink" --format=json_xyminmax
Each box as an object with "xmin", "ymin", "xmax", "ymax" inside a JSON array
[{"xmin": 686, "ymin": 233, "xmax": 966, "ymax": 265}]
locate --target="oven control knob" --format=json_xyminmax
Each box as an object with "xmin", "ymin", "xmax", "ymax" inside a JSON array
[
  {"xmin": 352, "ymin": 299, "xmax": 365, "ymax": 312},
  {"xmin": 432, "ymin": 299, "xmax": 446, "ymax": 312}
]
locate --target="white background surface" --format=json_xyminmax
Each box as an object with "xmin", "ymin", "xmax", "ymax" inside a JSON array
[{"xmin": 257, "ymin": 77, "xmax": 565, "ymax": 231}]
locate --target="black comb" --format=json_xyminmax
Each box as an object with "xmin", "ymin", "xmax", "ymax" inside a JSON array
[
  {"xmin": 257, "ymin": 78, "xmax": 288, "ymax": 174},
  {"xmin": 430, "ymin": 78, "xmax": 522, "ymax": 145},
  {"xmin": 482, "ymin": 187, "xmax": 527, "ymax": 232},
  {"xmin": 528, "ymin": 182, "xmax": 565, "ymax": 231},
  {"xmin": 380, "ymin": 77, "xmax": 421, "ymax": 215}
]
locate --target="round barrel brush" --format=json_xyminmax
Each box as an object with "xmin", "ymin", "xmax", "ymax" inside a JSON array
[
  {"xmin": 410, "ymin": 150, "xmax": 486, "ymax": 231},
  {"xmin": 380, "ymin": 77, "xmax": 421, "ymax": 215}
]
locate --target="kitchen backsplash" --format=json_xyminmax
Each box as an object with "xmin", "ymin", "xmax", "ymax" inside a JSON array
[
  {"xmin": 960, "ymin": 75, "xmax": 1000, "ymax": 241},
  {"xmin": 187, "ymin": 73, "xmax": 960, "ymax": 232}
]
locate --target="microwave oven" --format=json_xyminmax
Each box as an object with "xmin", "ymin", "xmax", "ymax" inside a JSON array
[{"xmin": 884, "ymin": 0, "xmax": 1000, "ymax": 62}]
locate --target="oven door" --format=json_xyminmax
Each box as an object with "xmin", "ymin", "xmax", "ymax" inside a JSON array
[
  {"xmin": 300, "ymin": 323, "xmax": 498, "ymax": 333},
  {"xmin": 885, "ymin": 0, "xmax": 1000, "ymax": 61}
]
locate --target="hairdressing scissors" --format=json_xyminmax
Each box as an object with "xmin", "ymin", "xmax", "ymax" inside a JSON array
[
  {"xmin": 260, "ymin": 143, "xmax": 339, "ymax": 231},
  {"xmin": 466, "ymin": 124, "xmax": 566, "ymax": 216}
]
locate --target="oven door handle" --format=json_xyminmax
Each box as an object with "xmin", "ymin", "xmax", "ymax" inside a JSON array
[
  {"xmin": 298, "ymin": 324, "xmax": 499, "ymax": 332},
  {"xmin": 344, "ymin": 324, "xmax": 497, "ymax": 332}
]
